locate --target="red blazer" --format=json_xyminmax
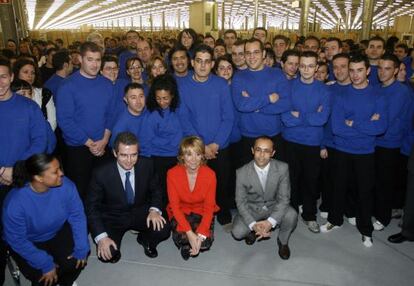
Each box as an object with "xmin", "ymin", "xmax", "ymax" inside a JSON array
[{"xmin": 167, "ymin": 164, "xmax": 219, "ymax": 237}]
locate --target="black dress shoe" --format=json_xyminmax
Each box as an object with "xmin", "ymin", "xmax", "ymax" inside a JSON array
[
  {"xmin": 245, "ymin": 231, "xmax": 256, "ymax": 245},
  {"xmin": 137, "ymin": 233, "xmax": 158, "ymax": 258},
  {"xmin": 277, "ymin": 238, "xmax": 291, "ymax": 260},
  {"xmin": 180, "ymin": 245, "xmax": 191, "ymax": 260},
  {"xmin": 388, "ymin": 232, "xmax": 413, "ymax": 244}
]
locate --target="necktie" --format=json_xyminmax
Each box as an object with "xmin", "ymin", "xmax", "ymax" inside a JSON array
[{"xmin": 125, "ymin": 171, "xmax": 134, "ymax": 204}]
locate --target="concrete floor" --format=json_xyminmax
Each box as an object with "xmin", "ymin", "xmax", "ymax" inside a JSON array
[{"xmin": 5, "ymin": 215, "xmax": 414, "ymax": 286}]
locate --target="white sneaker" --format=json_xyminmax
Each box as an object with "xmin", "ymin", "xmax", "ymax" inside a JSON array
[
  {"xmin": 298, "ymin": 205, "xmax": 303, "ymax": 214},
  {"xmin": 347, "ymin": 217, "xmax": 356, "ymax": 226},
  {"xmin": 373, "ymin": 220, "xmax": 385, "ymax": 231},
  {"xmin": 362, "ymin": 235, "xmax": 373, "ymax": 247},
  {"xmin": 320, "ymin": 211, "xmax": 328, "ymax": 219},
  {"xmin": 304, "ymin": 220, "xmax": 320, "ymax": 233},
  {"xmin": 72, "ymin": 282, "xmax": 78, "ymax": 286},
  {"xmin": 320, "ymin": 222, "xmax": 340, "ymax": 233}
]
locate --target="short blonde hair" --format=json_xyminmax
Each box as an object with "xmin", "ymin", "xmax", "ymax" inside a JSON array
[{"xmin": 177, "ymin": 136, "xmax": 206, "ymax": 165}]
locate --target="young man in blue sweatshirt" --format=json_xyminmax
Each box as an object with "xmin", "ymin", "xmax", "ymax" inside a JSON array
[
  {"xmin": 44, "ymin": 50, "xmax": 73, "ymax": 98},
  {"xmin": 56, "ymin": 42, "xmax": 114, "ymax": 200},
  {"xmin": 281, "ymin": 51, "xmax": 330, "ymax": 233},
  {"xmin": 366, "ymin": 36, "xmax": 385, "ymax": 86},
  {"xmin": 321, "ymin": 54, "xmax": 388, "ymax": 247},
  {"xmin": 319, "ymin": 53, "xmax": 352, "ymax": 220},
  {"xmin": 0, "ymin": 58, "xmax": 48, "ymax": 285},
  {"xmin": 373, "ymin": 53, "xmax": 413, "ymax": 230},
  {"xmin": 179, "ymin": 44, "xmax": 234, "ymax": 226},
  {"xmin": 232, "ymin": 38, "xmax": 291, "ymax": 165}
]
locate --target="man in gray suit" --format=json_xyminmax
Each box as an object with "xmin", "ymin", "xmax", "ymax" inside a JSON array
[{"xmin": 232, "ymin": 136, "xmax": 297, "ymax": 259}]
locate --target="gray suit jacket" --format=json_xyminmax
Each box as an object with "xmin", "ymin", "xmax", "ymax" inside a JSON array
[{"xmin": 235, "ymin": 159, "xmax": 291, "ymax": 226}]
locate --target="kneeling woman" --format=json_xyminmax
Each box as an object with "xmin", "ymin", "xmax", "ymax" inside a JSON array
[
  {"xmin": 2, "ymin": 154, "xmax": 89, "ymax": 286},
  {"xmin": 167, "ymin": 136, "xmax": 219, "ymax": 260}
]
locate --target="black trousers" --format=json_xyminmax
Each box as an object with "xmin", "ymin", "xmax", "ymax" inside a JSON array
[
  {"xmin": 228, "ymin": 140, "xmax": 244, "ymax": 209},
  {"xmin": 10, "ymin": 223, "xmax": 85, "ymax": 286},
  {"xmin": 0, "ymin": 186, "xmax": 10, "ymax": 286},
  {"xmin": 402, "ymin": 164, "xmax": 414, "ymax": 239},
  {"xmin": 152, "ymin": 156, "xmax": 178, "ymax": 209},
  {"xmin": 375, "ymin": 147, "xmax": 402, "ymax": 226},
  {"xmin": 207, "ymin": 147, "xmax": 232, "ymax": 225},
  {"xmin": 239, "ymin": 134, "xmax": 286, "ymax": 167},
  {"xmin": 328, "ymin": 151, "xmax": 374, "ymax": 237},
  {"xmin": 64, "ymin": 145, "xmax": 111, "ymax": 200},
  {"xmin": 395, "ymin": 154, "xmax": 408, "ymax": 209},
  {"xmin": 285, "ymin": 140, "xmax": 321, "ymax": 221},
  {"xmin": 98, "ymin": 207, "xmax": 171, "ymax": 263},
  {"xmin": 319, "ymin": 147, "xmax": 337, "ymax": 213},
  {"xmin": 171, "ymin": 213, "xmax": 214, "ymax": 251}
]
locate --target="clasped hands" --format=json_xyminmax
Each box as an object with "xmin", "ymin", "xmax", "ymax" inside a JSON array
[
  {"xmin": 85, "ymin": 138, "xmax": 107, "ymax": 157},
  {"xmin": 0, "ymin": 167, "xmax": 12, "ymax": 186},
  {"xmin": 39, "ymin": 256, "xmax": 86, "ymax": 286},
  {"xmin": 252, "ymin": 220, "xmax": 272, "ymax": 240}
]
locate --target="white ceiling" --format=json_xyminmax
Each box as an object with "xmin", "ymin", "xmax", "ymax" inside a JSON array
[{"xmin": 24, "ymin": 0, "xmax": 414, "ymax": 31}]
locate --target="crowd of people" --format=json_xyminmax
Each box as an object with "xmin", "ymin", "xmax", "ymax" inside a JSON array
[{"xmin": 1, "ymin": 26, "xmax": 414, "ymax": 285}]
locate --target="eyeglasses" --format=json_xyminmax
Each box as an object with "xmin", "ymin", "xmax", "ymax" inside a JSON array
[
  {"xmin": 128, "ymin": 66, "xmax": 143, "ymax": 71},
  {"xmin": 218, "ymin": 66, "xmax": 233, "ymax": 72},
  {"xmin": 253, "ymin": 147, "xmax": 273, "ymax": 154}
]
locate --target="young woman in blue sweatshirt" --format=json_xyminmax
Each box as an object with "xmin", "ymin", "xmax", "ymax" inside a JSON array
[{"xmin": 3, "ymin": 154, "xmax": 89, "ymax": 286}]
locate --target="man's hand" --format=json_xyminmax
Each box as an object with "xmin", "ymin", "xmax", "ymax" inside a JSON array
[
  {"xmin": 320, "ymin": 149, "xmax": 328, "ymax": 159},
  {"xmin": 269, "ymin": 93, "xmax": 279, "ymax": 103},
  {"xmin": 0, "ymin": 167, "xmax": 12, "ymax": 185},
  {"xmin": 345, "ymin": 120, "xmax": 353, "ymax": 127},
  {"xmin": 186, "ymin": 230, "xmax": 202, "ymax": 256},
  {"xmin": 91, "ymin": 138, "xmax": 108, "ymax": 157},
  {"xmin": 291, "ymin": 111, "xmax": 300, "ymax": 118},
  {"xmin": 370, "ymin": 113, "xmax": 380, "ymax": 121},
  {"xmin": 317, "ymin": 105, "xmax": 323, "ymax": 112},
  {"xmin": 146, "ymin": 210, "xmax": 166, "ymax": 231},
  {"xmin": 97, "ymin": 237, "xmax": 117, "ymax": 261},
  {"xmin": 66, "ymin": 255, "xmax": 87, "ymax": 269},
  {"xmin": 254, "ymin": 220, "xmax": 272, "ymax": 239},
  {"xmin": 241, "ymin": 91, "xmax": 250, "ymax": 98},
  {"xmin": 38, "ymin": 267, "xmax": 58, "ymax": 286},
  {"xmin": 205, "ymin": 143, "xmax": 219, "ymax": 160}
]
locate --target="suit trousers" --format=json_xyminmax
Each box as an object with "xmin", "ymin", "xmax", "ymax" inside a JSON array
[
  {"xmin": 285, "ymin": 141, "xmax": 321, "ymax": 221},
  {"xmin": 232, "ymin": 206, "xmax": 297, "ymax": 245},
  {"xmin": 207, "ymin": 147, "xmax": 232, "ymax": 225},
  {"xmin": 375, "ymin": 147, "xmax": 402, "ymax": 226},
  {"xmin": 328, "ymin": 150, "xmax": 374, "ymax": 237},
  {"xmin": 64, "ymin": 145, "xmax": 111, "ymax": 200},
  {"xmin": 10, "ymin": 223, "xmax": 85, "ymax": 286}
]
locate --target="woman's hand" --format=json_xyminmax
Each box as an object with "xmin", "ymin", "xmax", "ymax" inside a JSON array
[
  {"xmin": 186, "ymin": 230, "xmax": 202, "ymax": 256},
  {"xmin": 67, "ymin": 255, "xmax": 87, "ymax": 269},
  {"xmin": 38, "ymin": 267, "xmax": 58, "ymax": 286}
]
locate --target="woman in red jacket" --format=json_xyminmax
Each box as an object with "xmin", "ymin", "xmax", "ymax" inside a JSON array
[{"xmin": 167, "ymin": 136, "xmax": 219, "ymax": 260}]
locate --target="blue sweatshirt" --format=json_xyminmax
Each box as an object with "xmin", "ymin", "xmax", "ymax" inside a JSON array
[
  {"xmin": 178, "ymin": 74, "xmax": 234, "ymax": 149},
  {"xmin": 401, "ymin": 90, "xmax": 414, "ymax": 156},
  {"xmin": 376, "ymin": 81, "xmax": 413, "ymax": 148},
  {"xmin": 110, "ymin": 108, "xmax": 152, "ymax": 157},
  {"xmin": 0, "ymin": 94, "xmax": 47, "ymax": 168},
  {"xmin": 232, "ymin": 66, "xmax": 291, "ymax": 138},
  {"xmin": 113, "ymin": 78, "xmax": 130, "ymax": 118},
  {"xmin": 56, "ymin": 71, "xmax": 115, "ymax": 146},
  {"xmin": 281, "ymin": 78, "xmax": 330, "ymax": 146},
  {"xmin": 332, "ymin": 84, "xmax": 388, "ymax": 154},
  {"xmin": 2, "ymin": 177, "xmax": 90, "ymax": 274},
  {"xmin": 44, "ymin": 74, "xmax": 64, "ymax": 100},
  {"xmin": 368, "ymin": 65, "xmax": 380, "ymax": 86},
  {"xmin": 322, "ymin": 82, "xmax": 351, "ymax": 149},
  {"xmin": 147, "ymin": 108, "xmax": 183, "ymax": 156}
]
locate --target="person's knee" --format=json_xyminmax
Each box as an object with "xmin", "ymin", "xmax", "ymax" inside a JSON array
[{"xmin": 283, "ymin": 207, "xmax": 298, "ymax": 227}]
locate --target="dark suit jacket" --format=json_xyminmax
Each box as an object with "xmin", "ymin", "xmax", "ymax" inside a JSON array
[{"xmin": 86, "ymin": 157, "xmax": 162, "ymax": 238}]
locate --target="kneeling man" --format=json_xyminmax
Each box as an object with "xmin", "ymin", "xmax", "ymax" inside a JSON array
[
  {"xmin": 86, "ymin": 132, "xmax": 170, "ymax": 263},
  {"xmin": 232, "ymin": 136, "xmax": 297, "ymax": 259}
]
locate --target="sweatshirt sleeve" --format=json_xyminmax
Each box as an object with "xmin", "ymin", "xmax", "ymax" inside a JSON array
[
  {"xmin": 56, "ymin": 83, "xmax": 89, "ymax": 145},
  {"xmin": 232, "ymin": 75, "xmax": 271, "ymax": 112},
  {"xmin": 304, "ymin": 88, "xmax": 331, "ymax": 126},
  {"xmin": 332, "ymin": 95, "xmax": 360, "ymax": 137},
  {"xmin": 281, "ymin": 110, "xmax": 304, "ymax": 127},
  {"xmin": 21, "ymin": 104, "xmax": 48, "ymax": 159},
  {"xmin": 260, "ymin": 76, "xmax": 292, "ymax": 115},
  {"xmin": 196, "ymin": 170, "xmax": 217, "ymax": 237},
  {"xmin": 177, "ymin": 98, "xmax": 199, "ymax": 137},
  {"xmin": 213, "ymin": 84, "xmax": 234, "ymax": 147},
  {"xmin": 3, "ymin": 199, "xmax": 54, "ymax": 274},
  {"xmin": 353, "ymin": 94, "xmax": 388, "ymax": 136},
  {"xmin": 66, "ymin": 179, "xmax": 90, "ymax": 260}
]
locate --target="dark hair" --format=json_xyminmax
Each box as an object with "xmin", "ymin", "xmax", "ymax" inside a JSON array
[
  {"xmin": 2, "ymin": 49, "xmax": 15, "ymax": 59},
  {"xmin": 126, "ymin": 57, "xmax": 143, "ymax": 70},
  {"xmin": 349, "ymin": 53, "xmax": 370, "ymax": 69},
  {"xmin": 100, "ymin": 55, "xmax": 118, "ymax": 71},
  {"xmin": 265, "ymin": 48, "xmax": 275, "ymax": 61},
  {"xmin": 214, "ymin": 42, "xmax": 226, "ymax": 50},
  {"xmin": 326, "ymin": 37, "xmax": 342, "ymax": 48},
  {"xmin": 332, "ymin": 52, "xmax": 350, "ymax": 62},
  {"xmin": 254, "ymin": 135, "xmax": 274, "ymax": 150},
  {"xmin": 385, "ymin": 36, "xmax": 398, "ymax": 52},
  {"xmin": 114, "ymin": 132, "xmax": 139, "ymax": 152},
  {"xmin": 395, "ymin": 43, "xmax": 409, "ymax": 54},
  {"xmin": 233, "ymin": 39, "xmax": 246, "ymax": 48},
  {"xmin": 46, "ymin": 48, "xmax": 57, "ymax": 56},
  {"xmin": 245, "ymin": 38, "xmax": 264, "ymax": 52},
  {"xmin": 178, "ymin": 28, "xmax": 198, "ymax": 50},
  {"xmin": 126, "ymin": 30, "xmax": 139, "ymax": 37},
  {"xmin": 52, "ymin": 50, "xmax": 70, "ymax": 70},
  {"xmin": 368, "ymin": 36, "xmax": 385, "ymax": 49},
  {"xmin": 79, "ymin": 41, "xmax": 102, "ymax": 57},
  {"xmin": 193, "ymin": 44, "xmax": 214, "ymax": 60},
  {"xmin": 11, "ymin": 79, "xmax": 31, "ymax": 93},
  {"xmin": 224, "ymin": 29, "xmax": 237, "ymax": 38},
  {"xmin": 13, "ymin": 153, "xmax": 56, "ymax": 188},
  {"xmin": 0, "ymin": 56, "xmax": 12, "ymax": 74},
  {"xmin": 147, "ymin": 74, "xmax": 179, "ymax": 112},
  {"xmin": 273, "ymin": 35, "xmax": 290, "ymax": 46},
  {"xmin": 55, "ymin": 38, "xmax": 63, "ymax": 45},
  {"xmin": 281, "ymin": 49, "xmax": 300, "ymax": 63},
  {"xmin": 317, "ymin": 61, "xmax": 328, "ymax": 70},
  {"xmin": 204, "ymin": 34, "xmax": 215, "ymax": 42},
  {"xmin": 124, "ymin": 82, "xmax": 145, "ymax": 95},
  {"xmin": 304, "ymin": 36, "xmax": 320, "ymax": 49},
  {"xmin": 253, "ymin": 27, "xmax": 267, "ymax": 37},
  {"xmin": 301, "ymin": 50, "xmax": 318, "ymax": 61},
  {"xmin": 380, "ymin": 53, "xmax": 400, "ymax": 68},
  {"xmin": 214, "ymin": 54, "xmax": 235, "ymax": 76},
  {"xmin": 13, "ymin": 58, "xmax": 42, "ymax": 87},
  {"xmin": 168, "ymin": 45, "xmax": 190, "ymax": 71}
]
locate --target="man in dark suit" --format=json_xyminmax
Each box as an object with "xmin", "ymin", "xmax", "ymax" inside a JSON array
[
  {"xmin": 86, "ymin": 132, "xmax": 170, "ymax": 262},
  {"xmin": 232, "ymin": 136, "xmax": 297, "ymax": 260}
]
